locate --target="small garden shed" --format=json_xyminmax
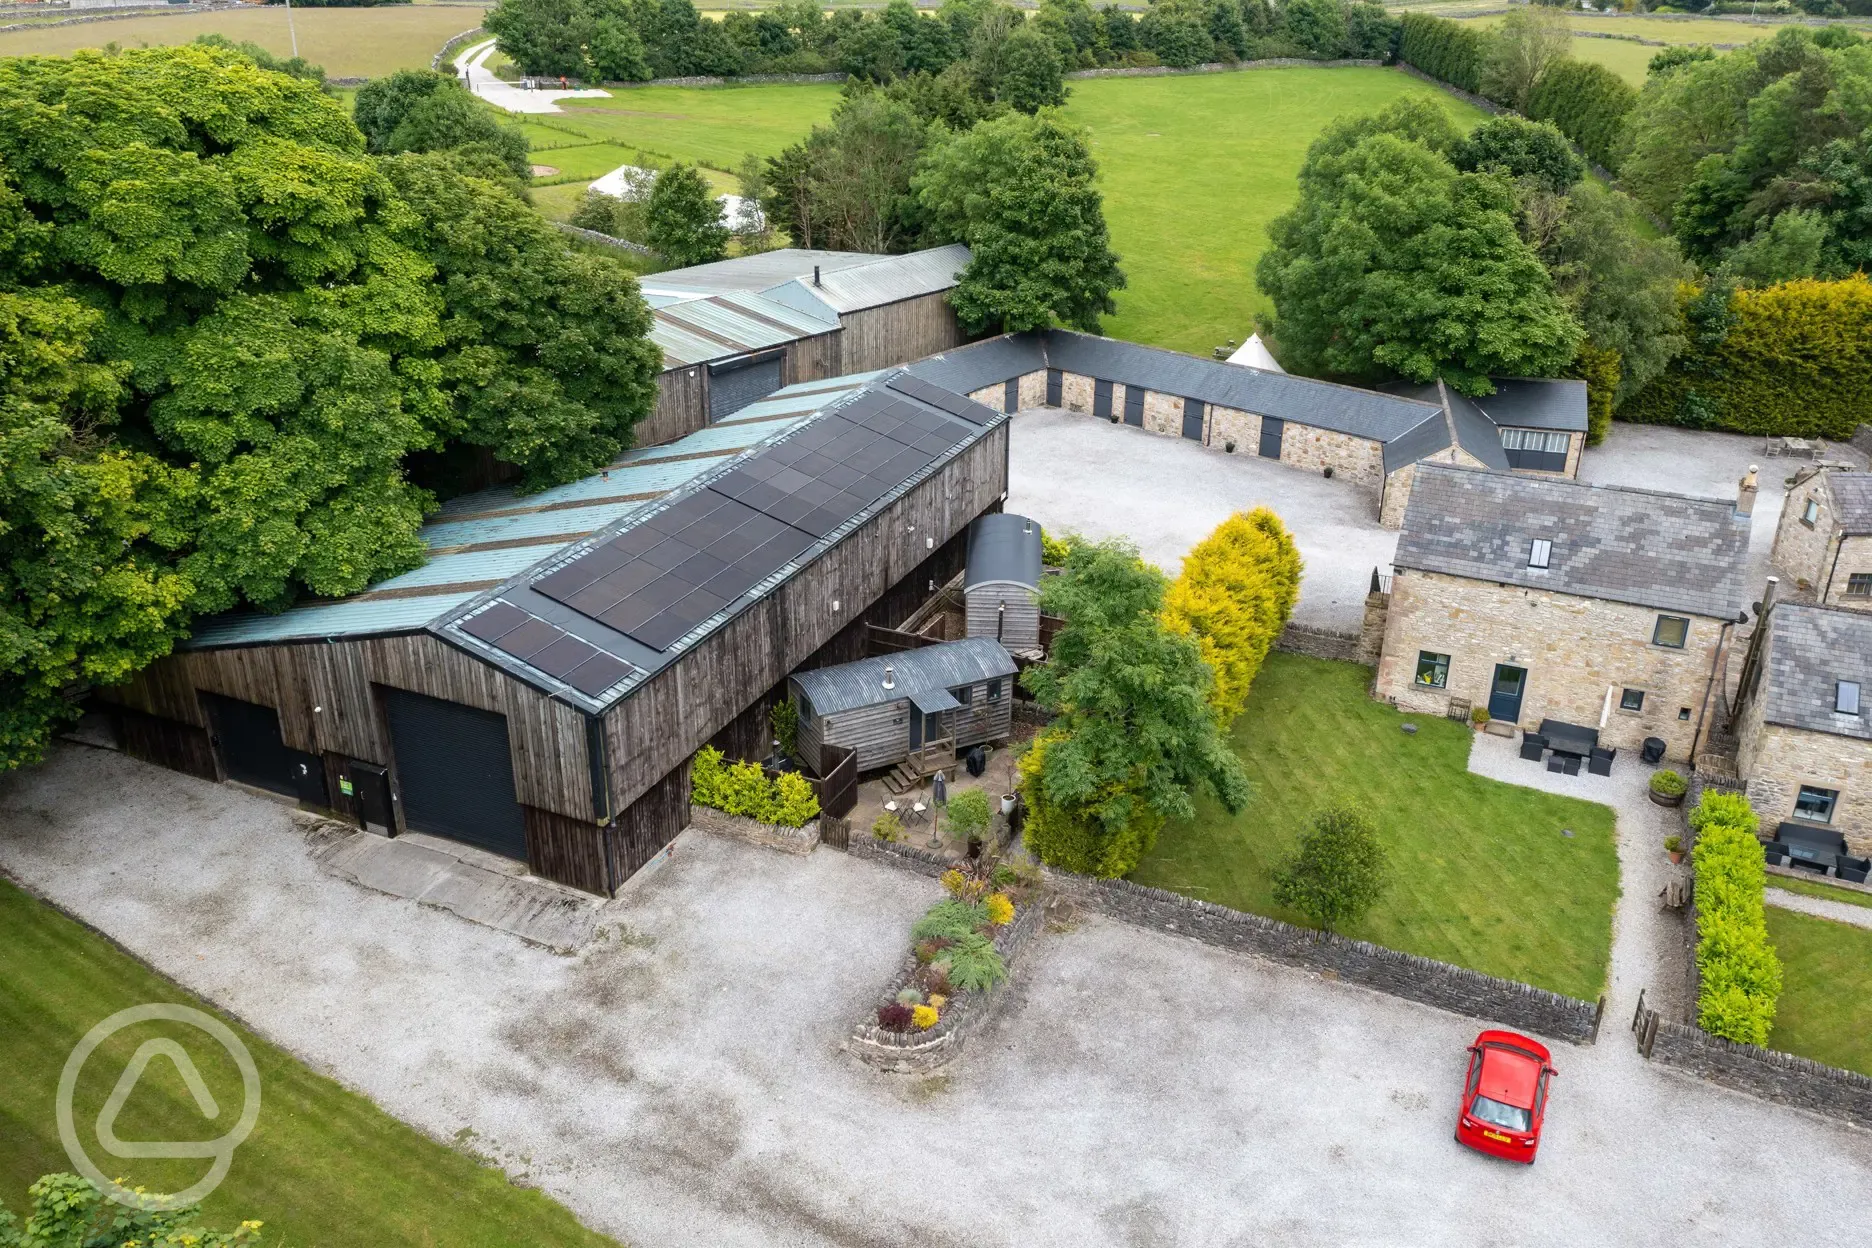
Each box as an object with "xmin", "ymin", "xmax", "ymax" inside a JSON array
[
  {"xmin": 964, "ymin": 513, "xmax": 1044, "ymax": 653},
  {"xmin": 790, "ymin": 638, "xmax": 1018, "ymax": 774}
]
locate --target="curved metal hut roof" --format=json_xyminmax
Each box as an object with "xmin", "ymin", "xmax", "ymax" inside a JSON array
[{"xmin": 964, "ymin": 513, "xmax": 1043, "ymax": 593}]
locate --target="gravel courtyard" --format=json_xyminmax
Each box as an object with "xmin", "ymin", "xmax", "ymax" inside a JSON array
[{"xmin": 6, "ymin": 746, "xmax": 1872, "ymax": 1247}]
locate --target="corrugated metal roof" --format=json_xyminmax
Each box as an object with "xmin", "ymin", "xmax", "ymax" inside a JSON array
[
  {"xmin": 760, "ymin": 244, "xmax": 971, "ymax": 315},
  {"xmin": 181, "ymin": 377, "xmax": 845, "ymax": 648},
  {"xmin": 644, "ymin": 248, "xmax": 901, "ymax": 297},
  {"xmin": 1395, "ymin": 464, "xmax": 1749, "ymax": 619},
  {"xmin": 650, "ymin": 290, "xmax": 839, "ymax": 369},
  {"xmin": 791, "ymin": 638, "xmax": 1017, "ymax": 716},
  {"xmin": 965, "ymin": 513, "xmax": 1043, "ymax": 591},
  {"xmin": 1760, "ymin": 603, "xmax": 1872, "ymax": 740}
]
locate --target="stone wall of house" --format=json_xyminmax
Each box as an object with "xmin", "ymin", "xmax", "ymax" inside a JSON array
[
  {"xmin": 968, "ymin": 371, "xmax": 1048, "ymax": 415},
  {"xmin": 1379, "ymin": 463, "xmax": 1415, "ymax": 529},
  {"xmin": 1739, "ymin": 720, "xmax": 1872, "ymax": 854},
  {"xmin": 1209, "ymin": 404, "xmax": 1261, "ymax": 455},
  {"xmin": 1358, "ymin": 589, "xmax": 1390, "ymax": 666},
  {"xmin": 1770, "ymin": 470, "xmax": 1835, "ymax": 593},
  {"xmin": 1279, "ymin": 425, "xmax": 1384, "ymax": 490},
  {"xmin": 1564, "ymin": 431, "xmax": 1584, "ymax": 479},
  {"xmin": 1059, "ymin": 372, "xmax": 1094, "ymax": 415},
  {"xmin": 1374, "ymin": 569, "xmax": 1728, "ymax": 761},
  {"xmin": 1274, "ymin": 623, "xmax": 1361, "ymax": 662},
  {"xmin": 1821, "ymin": 534, "xmax": 1872, "ymax": 609},
  {"xmin": 1141, "ymin": 389, "xmax": 1188, "ymax": 439}
]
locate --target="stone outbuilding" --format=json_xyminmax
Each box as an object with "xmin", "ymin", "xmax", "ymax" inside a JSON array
[
  {"xmin": 1732, "ymin": 595, "xmax": 1872, "ymax": 854},
  {"xmin": 1769, "ymin": 467, "xmax": 1872, "ymax": 610},
  {"xmin": 963, "ymin": 512, "xmax": 1044, "ymax": 654},
  {"xmin": 1372, "ymin": 465, "xmax": 1750, "ymax": 763},
  {"xmin": 905, "ymin": 332, "xmax": 1588, "ymax": 530}
]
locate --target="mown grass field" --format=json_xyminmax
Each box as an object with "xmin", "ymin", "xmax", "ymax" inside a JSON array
[
  {"xmin": 1452, "ymin": 12, "xmax": 1861, "ymax": 85},
  {"xmin": 1765, "ymin": 907, "xmax": 1872, "ymax": 1077},
  {"xmin": 0, "ymin": 4, "xmax": 488, "ymax": 77},
  {"xmin": 1129, "ymin": 655, "xmax": 1620, "ymax": 1002},
  {"xmin": 0, "ymin": 879, "xmax": 617, "ymax": 1246},
  {"xmin": 1768, "ymin": 874, "xmax": 1872, "ymax": 911}
]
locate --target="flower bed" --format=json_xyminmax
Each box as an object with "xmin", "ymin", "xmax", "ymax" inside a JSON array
[{"xmin": 848, "ymin": 862, "xmax": 1043, "ymax": 1073}]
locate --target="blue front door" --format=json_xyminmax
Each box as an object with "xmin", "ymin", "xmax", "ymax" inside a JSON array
[{"xmin": 1489, "ymin": 664, "xmax": 1527, "ymax": 723}]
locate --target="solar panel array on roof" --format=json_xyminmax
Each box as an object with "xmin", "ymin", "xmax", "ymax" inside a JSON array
[
  {"xmin": 459, "ymin": 600, "xmax": 637, "ymax": 696},
  {"xmin": 885, "ymin": 372, "xmax": 996, "ymax": 425},
  {"xmin": 529, "ymin": 384, "xmax": 972, "ymax": 653}
]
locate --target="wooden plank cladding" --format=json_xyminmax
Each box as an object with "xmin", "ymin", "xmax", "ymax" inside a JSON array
[
  {"xmin": 115, "ymin": 707, "xmax": 218, "ymax": 782},
  {"xmin": 639, "ymin": 328, "xmax": 844, "ymax": 449},
  {"xmin": 601, "ymin": 422, "xmax": 1008, "ymax": 814},
  {"xmin": 524, "ymin": 804, "xmax": 610, "ymax": 895},
  {"xmin": 608, "ymin": 760, "xmax": 690, "ymax": 881},
  {"xmin": 839, "ymin": 293, "xmax": 964, "ymax": 376}
]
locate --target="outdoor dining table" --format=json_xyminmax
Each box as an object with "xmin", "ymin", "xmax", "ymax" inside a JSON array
[
  {"xmin": 1777, "ymin": 821, "xmax": 1847, "ymax": 871},
  {"xmin": 1537, "ymin": 719, "xmax": 1600, "ymax": 759}
]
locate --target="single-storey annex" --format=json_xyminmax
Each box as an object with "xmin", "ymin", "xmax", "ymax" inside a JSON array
[
  {"xmin": 636, "ymin": 245, "xmax": 972, "ymax": 447},
  {"xmin": 99, "ymin": 366, "xmax": 1011, "ymax": 896},
  {"xmin": 902, "ymin": 331, "xmax": 1589, "ymax": 528},
  {"xmin": 790, "ymin": 637, "xmax": 1017, "ymax": 775}
]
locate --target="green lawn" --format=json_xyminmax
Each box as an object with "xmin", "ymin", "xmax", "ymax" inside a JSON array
[
  {"xmin": 1768, "ymin": 875, "xmax": 1872, "ymax": 911},
  {"xmin": 0, "ymin": 880, "xmax": 617, "ymax": 1246},
  {"xmin": 1765, "ymin": 908, "xmax": 1872, "ymax": 1077},
  {"xmin": 553, "ymin": 82, "xmax": 844, "ymax": 170},
  {"xmin": 1130, "ymin": 654, "xmax": 1620, "ymax": 1001},
  {"xmin": 1058, "ymin": 68, "xmax": 1485, "ymax": 354}
]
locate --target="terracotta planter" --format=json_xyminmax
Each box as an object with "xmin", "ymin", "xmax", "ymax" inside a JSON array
[
  {"xmin": 1667, "ymin": 850, "xmax": 1685, "ymax": 865},
  {"xmin": 1649, "ymin": 788, "xmax": 1685, "ymax": 808}
]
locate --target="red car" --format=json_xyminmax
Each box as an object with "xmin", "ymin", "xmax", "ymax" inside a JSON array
[{"xmin": 1454, "ymin": 1030, "xmax": 1557, "ymax": 1164}]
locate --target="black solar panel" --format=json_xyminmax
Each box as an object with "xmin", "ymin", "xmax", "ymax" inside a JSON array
[
  {"xmin": 460, "ymin": 601, "xmax": 530, "ymax": 644},
  {"xmin": 596, "ymin": 594, "xmax": 664, "ymax": 634},
  {"xmin": 640, "ymin": 537, "xmax": 693, "ymax": 571},
  {"xmin": 528, "ymin": 633, "xmax": 600, "ymax": 680},
  {"xmin": 631, "ymin": 609, "xmax": 696, "ymax": 651},
  {"xmin": 669, "ymin": 549, "xmax": 727, "ymax": 586},
  {"xmin": 703, "ymin": 565, "xmax": 761, "ymax": 601},
  {"xmin": 564, "ymin": 652, "xmax": 631, "ymax": 696},
  {"xmin": 494, "ymin": 617, "xmax": 562, "ymax": 660}
]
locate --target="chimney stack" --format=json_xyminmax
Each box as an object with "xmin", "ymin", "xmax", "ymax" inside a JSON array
[
  {"xmin": 812, "ymin": 264, "xmax": 821, "ymax": 287},
  {"xmin": 1736, "ymin": 464, "xmax": 1760, "ymax": 517},
  {"xmin": 1761, "ymin": 575, "xmax": 1779, "ymax": 619}
]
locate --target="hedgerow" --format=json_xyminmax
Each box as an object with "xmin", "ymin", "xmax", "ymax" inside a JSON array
[
  {"xmin": 1525, "ymin": 59, "xmax": 1637, "ymax": 174},
  {"xmin": 1161, "ymin": 508, "xmax": 1303, "ymax": 723},
  {"xmin": 1691, "ymin": 792, "xmax": 1782, "ymax": 1047},
  {"xmin": 1619, "ymin": 276, "xmax": 1872, "ymax": 439},
  {"xmin": 1398, "ymin": 13, "xmax": 1484, "ymax": 94}
]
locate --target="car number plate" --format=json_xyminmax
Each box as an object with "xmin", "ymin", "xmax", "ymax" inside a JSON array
[{"xmin": 1482, "ymin": 1130, "xmax": 1512, "ymax": 1143}]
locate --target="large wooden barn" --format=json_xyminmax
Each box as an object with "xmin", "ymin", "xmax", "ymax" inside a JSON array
[
  {"xmin": 99, "ymin": 368, "xmax": 1010, "ymax": 896},
  {"xmin": 636, "ymin": 245, "xmax": 972, "ymax": 447}
]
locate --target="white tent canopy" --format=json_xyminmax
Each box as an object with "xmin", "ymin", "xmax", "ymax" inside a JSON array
[
  {"xmin": 589, "ymin": 164, "xmax": 764, "ymax": 233},
  {"xmin": 1225, "ymin": 333, "xmax": 1285, "ymax": 373}
]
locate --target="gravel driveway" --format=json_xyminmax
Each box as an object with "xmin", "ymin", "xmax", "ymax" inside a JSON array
[{"xmin": 5, "ymin": 745, "xmax": 1872, "ymax": 1247}]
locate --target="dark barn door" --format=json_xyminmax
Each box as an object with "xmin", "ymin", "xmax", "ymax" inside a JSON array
[
  {"xmin": 202, "ymin": 693, "xmax": 326, "ymax": 805},
  {"xmin": 1488, "ymin": 664, "xmax": 1528, "ymax": 724},
  {"xmin": 707, "ymin": 354, "xmax": 783, "ymax": 423},
  {"xmin": 1003, "ymin": 378, "xmax": 1019, "ymax": 413},
  {"xmin": 1259, "ymin": 416, "xmax": 1285, "ymax": 459},
  {"xmin": 383, "ymin": 688, "xmax": 528, "ymax": 861},
  {"xmin": 1123, "ymin": 386, "xmax": 1144, "ymax": 427},
  {"xmin": 1182, "ymin": 397, "xmax": 1205, "ymax": 441},
  {"xmin": 1045, "ymin": 368, "xmax": 1062, "ymax": 406},
  {"xmin": 1093, "ymin": 379, "xmax": 1114, "ymax": 419}
]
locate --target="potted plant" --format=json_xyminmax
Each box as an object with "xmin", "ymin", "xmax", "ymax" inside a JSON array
[
  {"xmin": 1470, "ymin": 706, "xmax": 1490, "ymax": 730},
  {"xmin": 1649, "ymin": 769, "xmax": 1687, "ymax": 807},
  {"xmin": 1665, "ymin": 834, "xmax": 1684, "ymax": 865}
]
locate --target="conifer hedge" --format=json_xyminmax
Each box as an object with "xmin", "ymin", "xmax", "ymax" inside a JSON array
[
  {"xmin": 1620, "ymin": 276, "xmax": 1872, "ymax": 439},
  {"xmin": 1161, "ymin": 509, "xmax": 1303, "ymax": 724},
  {"xmin": 1524, "ymin": 59, "xmax": 1637, "ymax": 173},
  {"xmin": 1398, "ymin": 12, "xmax": 1485, "ymax": 94}
]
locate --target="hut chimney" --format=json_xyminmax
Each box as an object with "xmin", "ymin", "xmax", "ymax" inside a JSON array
[
  {"xmin": 997, "ymin": 600, "xmax": 1006, "ymax": 642},
  {"xmin": 882, "ymin": 665, "xmax": 895, "ymax": 691},
  {"xmin": 1736, "ymin": 464, "xmax": 1760, "ymax": 517},
  {"xmin": 812, "ymin": 264, "xmax": 821, "ymax": 287}
]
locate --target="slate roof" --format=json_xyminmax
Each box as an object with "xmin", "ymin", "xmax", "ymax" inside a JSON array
[
  {"xmin": 1759, "ymin": 604, "xmax": 1872, "ymax": 741},
  {"xmin": 1388, "ymin": 381, "xmax": 1510, "ymax": 471},
  {"xmin": 791, "ymin": 638, "xmax": 1017, "ymax": 717},
  {"xmin": 904, "ymin": 333, "xmax": 1048, "ymax": 396},
  {"xmin": 1829, "ymin": 473, "xmax": 1872, "ymax": 535},
  {"xmin": 1394, "ymin": 464, "xmax": 1750, "ymax": 619},
  {"xmin": 965, "ymin": 513, "xmax": 1043, "ymax": 591},
  {"xmin": 1470, "ymin": 378, "xmax": 1589, "ymax": 433}
]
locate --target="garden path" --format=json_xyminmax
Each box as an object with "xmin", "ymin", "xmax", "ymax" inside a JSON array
[
  {"xmin": 1765, "ymin": 886, "xmax": 1872, "ymax": 931},
  {"xmin": 460, "ymin": 40, "xmax": 611, "ymax": 114}
]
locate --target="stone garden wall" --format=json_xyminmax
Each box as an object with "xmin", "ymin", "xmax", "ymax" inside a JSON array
[
  {"xmin": 1274, "ymin": 622, "xmax": 1360, "ymax": 663},
  {"xmin": 690, "ymin": 805, "xmax": 818, "ymax": 856},
  {"xmin": 1650, "ymin": 1021, "xmax": 1872, "ymax": 1131}
]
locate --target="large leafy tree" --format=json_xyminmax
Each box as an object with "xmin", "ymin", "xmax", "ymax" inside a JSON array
[
  {"xmin": 1019, "ymin": 539, "xmax": 1250, "ymax": 879},
  {"xmin": 1451, "ymin": 114, "xmax": 1583, "ymax": 194},
  {"xmin": 1257, "ymin": 126, "xmax": 1580, "ymax": 394},
  {"xmin": 1477, "ymin": 4, "xmax": 1570, "ymax": 112},
  {"xmin": 916, "ymin": 110, "xmax": 1125, "ymax": 333},
  {"xmin": 383, "ymin": 155, "xmax": 661, "ymax": 491},
  {"xmin": 353, "ymin": 70, "xmax": 530, "ymax": 180},
  {"xmin": 994, "ymin": 22, "xmax": 1066, "ymax": 114},
  {"xmin": 763, "ymin": 92, "xmax": 930, "ymax": 252},
  {"xmin": 1161, "ymin": 509, "xmax": 1302, "ymax": 724},
  {"xmin": 645, "ymin": 162, "xmax": 730, "ymax": 265}
]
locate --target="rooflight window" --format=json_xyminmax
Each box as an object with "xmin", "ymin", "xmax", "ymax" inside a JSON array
[
  {"xmin": 1527, "ymin": 539, "xmax": 1552, "ymax": 570},
  {"xmin": 1838, "ymin": 681, "xmax": 1861, "ymax": 716}
]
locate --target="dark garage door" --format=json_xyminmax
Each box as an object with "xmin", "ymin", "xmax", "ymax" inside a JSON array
[
  {"xmin": 708, "ymin": 354, "xmax": 783, "ymax": 423},
  {"xmin": 202, "ymin": 692, "xmax": 327, "ymax": 805},
  {"xmin": 384, "ymin": 688, "xmax": 528, "ymax": 860}
]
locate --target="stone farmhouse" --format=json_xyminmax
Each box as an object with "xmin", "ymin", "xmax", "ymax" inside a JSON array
[
  {"xmin": 906, "ymin": 332, "xmax": 1588, "ymax": 529},
  {"xmin": 1372, "ymin": 465, "xmax": 1751, "ymax": 764},
  {"xmin": 1732, "ymin": 594, "xmax": 1872, "ymax": 854},
  {"xmin": 1769, "ymin": 467, "xmax": 1872, "ymax": 611}
]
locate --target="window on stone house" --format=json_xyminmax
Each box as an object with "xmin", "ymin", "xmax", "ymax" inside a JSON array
[
  {"xmin": 1653, "ymin": 616, "xmax": 1690, "ymax": 649},
  {"xmin": 1795, "ymin": 785, "xmax": 1839, "ymax": 823},
  {"xmin": 1619, "ymin": 688, "xmax": 1645, "ymax": 712},
  {"xmin": 1803, "ymin": 498, "xmax": 1821, "ymax": 527},
  {"xmin": 1838, "ymin": 681, "xmax": 1861, "ymax": 716},
  {"xmin": 1416, "ymin": 651, "xmax": 1450, "ymax": 688},
  {"xmin": 1847, "ymin": 573, "xmax": 1872, "ymax": 597},
  {"xmin": 1527, "ymin": 538, "xmax": 1552, "ymax": 570}
]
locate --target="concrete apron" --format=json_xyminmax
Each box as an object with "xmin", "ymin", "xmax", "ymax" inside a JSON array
[{"xmin": 310, "ymin": 819, "xmax": 604, "ymax": 953}]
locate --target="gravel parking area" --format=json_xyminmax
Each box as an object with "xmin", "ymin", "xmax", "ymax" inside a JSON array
[
  {"xmin": 6, "ymin": 746, "xmax": 1872, "ymax": 1247},
  {"xmin": 1007, "ymin": 409, "xmax": 1395, "ymax": 632}
]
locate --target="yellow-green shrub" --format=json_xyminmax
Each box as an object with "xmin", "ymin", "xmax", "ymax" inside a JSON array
[
  {"xmin": 688, "ymin": 747, "xmax": 820, "ymax": 827},
  {"xmin": 1621, "ymin": 276, "xmax": 1872, "ymax": 439},
  {"xmin": 1691, "ymin": 799, "xmax": 1782, "ymax": 1047},
  {"xmin": 1161, "ymin": 508, "xmax": 1303, "ymax": 723}
]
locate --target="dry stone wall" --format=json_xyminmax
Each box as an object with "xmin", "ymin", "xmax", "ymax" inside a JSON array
[{"xmin": 1651, "ymin": 1021, "xmax": 1872, "ymax": 1130}]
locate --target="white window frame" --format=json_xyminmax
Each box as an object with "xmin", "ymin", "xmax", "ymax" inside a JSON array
[
  {"xmin": 1803, "ymin": 498, "xmax": 1821, "ymax": 526},
  {"xmin": 1527, "ymin": 538, "xmax": 1552, "ymax": 570},
  {"xmin": 1838, "ymin": 681, "xmax": 1861, "ymax": 716}
]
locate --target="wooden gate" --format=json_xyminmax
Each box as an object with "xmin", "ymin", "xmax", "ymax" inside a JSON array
[{"xmin": 818, "ymin": 744, "xmax": 858, "ymax": 819}]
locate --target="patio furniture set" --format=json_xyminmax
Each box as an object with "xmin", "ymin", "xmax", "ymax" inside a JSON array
[
  {"xmin": 1763, "ymin": 821, "xmax": 1871, "ymax": 882},
  {"xmin": 1515, "ymin": 719, "xmax": 1645, "ymax": 778}
]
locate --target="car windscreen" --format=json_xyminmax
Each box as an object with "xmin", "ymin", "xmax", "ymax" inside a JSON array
[{"xmin": 1470, "ymin": 1095, "xmax": 1531, "ymax": 1133}]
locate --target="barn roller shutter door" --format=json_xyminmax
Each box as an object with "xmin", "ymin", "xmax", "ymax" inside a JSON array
[
  {"xmin": 202, "ymin": 692, "xmax": 326, "ymax": 804},
  {"xmin": 384, "ymin": 687, "xmax": 528, "ymax": 861},
  {"xmin": 708, "ymin": 354, "xmax": 784, "ymax": 423}
]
